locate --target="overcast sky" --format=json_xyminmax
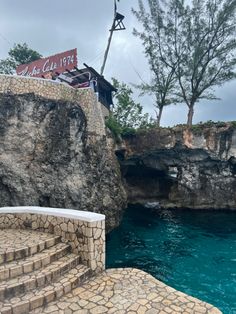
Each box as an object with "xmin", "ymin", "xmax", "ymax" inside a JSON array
[{"xmin": 0, "ymin": 0, "xmax": 235, "ymax": 126}]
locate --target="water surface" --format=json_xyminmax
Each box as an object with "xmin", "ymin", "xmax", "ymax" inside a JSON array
[{"xmin": 106, "ymin": 206, "xmax": 236, "ymax": 314}]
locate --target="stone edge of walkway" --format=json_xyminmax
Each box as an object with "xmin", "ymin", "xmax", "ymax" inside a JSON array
[{"xmin": 31, "ymin": 267, "xmax": 223, "ymax": 314}]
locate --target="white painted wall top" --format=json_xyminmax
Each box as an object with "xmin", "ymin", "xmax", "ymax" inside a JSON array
[{"xmin": 0, "ymin": 206, "xmax": 105, "ymax": 222}]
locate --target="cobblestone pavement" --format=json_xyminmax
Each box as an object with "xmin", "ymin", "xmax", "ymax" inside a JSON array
[
  {"xmin": 31, "ymin": 268, "xmax": 222, "ymax": 314},
  {"xmin": 0, "ymin": 229, "xmax": 58, "ymax": 252},
  {"xmin": 0, "ymin": 229, "xmax": 91, "ymax": 313},
  {"xmin": 0, "ymin": 211, "xmax": 106, "ymax": 273}
]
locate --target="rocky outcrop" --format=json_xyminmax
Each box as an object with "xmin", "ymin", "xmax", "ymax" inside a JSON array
[
  {"xmin": 119, "ymin": 125, "xmax": 236, "ymax": 210},
  {"xmin": 0, "ymin": 89, "xmax": 126, "ymax": 232}
]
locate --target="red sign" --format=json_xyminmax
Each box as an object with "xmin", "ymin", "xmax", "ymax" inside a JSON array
[{"xmin": 16, "ymin": 48, "xmax": 77, "ymax": 78}]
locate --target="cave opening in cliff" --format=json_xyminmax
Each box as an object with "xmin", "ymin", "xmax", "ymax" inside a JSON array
[{"xmin": 123, "ymin": 164, "xmax": 178, "ymax": 204}]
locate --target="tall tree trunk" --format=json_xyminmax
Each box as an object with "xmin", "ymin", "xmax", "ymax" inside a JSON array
[
  {"xmin": 156, "ymin": 106, "xmax": 163, "ymax": 127},
  {"xmin": 187, "ymin": 105, "xmax": 194, "ymax": 128}
]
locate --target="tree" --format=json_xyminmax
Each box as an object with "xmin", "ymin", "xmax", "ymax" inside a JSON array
[
  {"xmin": 173, "ymin": 0, "xmax": 236, "ymax": 127},
  {"xmin": 0, "ymin": 43, "xmax": 42, "ymax": 74},
  {"xmin": 106, "ymin": 78, "xmax": 150, "ymax": 138},
  {"xmin": 132, "ymin": 0, "xmax": 236, "ymax": 127},
  {"xmin": 132, "ymin": 0, "xmax": 179, "ymax": 126},
  {"xmin": 111, "ymin": 78, "xmax": 150, "ymax": 128}
]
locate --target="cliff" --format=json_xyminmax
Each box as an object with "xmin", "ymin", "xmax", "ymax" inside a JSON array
[
  {"xmin": 0, "ymin": 75, "xmax": 126, "ymax": 232},
  {"xmin": 1, "ymin": 74, "xmax": 235, "ymax": 232},
  {"xmin": 119, "ymin": 124, "xmax": 236, "ymax": 210}
]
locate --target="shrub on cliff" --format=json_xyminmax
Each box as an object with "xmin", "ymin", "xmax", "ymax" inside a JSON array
[
  {"xmin": 111, "ymin": 78, "xmax": 150, "ymax": 129},
  {"xmin": 106, "ymin": 78, "xmax": 155, "ymax": 140}
]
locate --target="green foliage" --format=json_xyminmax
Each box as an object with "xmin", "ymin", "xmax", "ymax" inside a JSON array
[
  {"xmin": 230, "ymin": 121, "xmax": 236, "ymax": 128},
  {"xmin": 132, "ymin": 1, "xmax": 179, "ymax": 126},
  {"xmin": 0, "ymin": 43, "xmax": 42, "ymax": 74},
  {"xmin": 174, "ymin": 0, "xmax": 236, "ymax": 126},
  {"xmin": 202, "ymin": 120, "xmax": 227, "ymax": 128},
  {"xmin": 106, "ymin": 115, "xmax": 236, "ymax": 140},
  {"xmin": 120, "ymin": 127, "xmax": 137, "ymax": 137},
  {"xmin": 105, "ymin": 78, "xmax": 155, "ymax": 140},
  {"xmin": 105, "ymin": 114, "xmax": 122, "ymax": 141},
  {"xmin": 175, "ymin": 120, "xmax": 236, "ymax": 133},
  {"xmin": 0, "ymin": 59, "xmax": 16, "ymax": 75},
  {"xmin": 111, "ymin": 78, "xmax": 150, "ymax": 129},
  {"xmin": 132, "ymin": 0, "xmax": 236, "ymax": 127}
]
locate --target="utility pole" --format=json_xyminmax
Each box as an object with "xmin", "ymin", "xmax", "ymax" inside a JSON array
[{"xmin": 100, "ymin": 0, "xmax": 125, "ymax": 76}]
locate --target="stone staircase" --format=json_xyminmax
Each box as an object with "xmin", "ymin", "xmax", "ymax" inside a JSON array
[{"xmin": 0, "ymin": 229, "xmax": 92, "ymax": 314}]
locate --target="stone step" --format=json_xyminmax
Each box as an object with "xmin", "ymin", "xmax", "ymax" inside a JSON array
[
  {"xmin": 0, "ymin": 243, "xmax": 71, "ymax": 282},
  {"xmin": 0, "ymin": 254, "xmax": 81, "ymax": 301},
  {"xmin": 0, "ymin": 264, "xmax": 91, "ymax": 314},
  {"xmin": 0, "ymin": 230, "xmax": 61, "ymax": 265}
]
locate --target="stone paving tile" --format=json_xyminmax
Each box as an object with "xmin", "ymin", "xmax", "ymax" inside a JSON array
[
  {"xmin": 0, "ymin": 229, "xmax": 222, "ymax": 314},
  {"xmin": 30, "ymin": 268, "xmax": 222, "ymax": 314},
  {"xmin": 0, "ymin": 264, "xmax": 91, "ymax": 313},
  {"xmin": 0, "ymin": 229, "xmax": 60, "ymax": 266},
  {"xmin": 0, "ymin": 243, "xmax": 70, "ymax": 281},
  {"xmin": 0, "ymin": 253, "xmax": 81, "ymax": 300},
  {"xmin": 0, "ymin": 229, "xmax": 59, "ymax": 253},
  {"xmin": 0, "ymin": 212, "xmax": 105, "ymax": 273}
]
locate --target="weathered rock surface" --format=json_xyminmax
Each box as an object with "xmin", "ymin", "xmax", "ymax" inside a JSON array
[
  {"xmin": 119, "ymin": 125, "xmax": 236, "ymax": 210},
  {"xmin": 0, "ymin": 92, "xmax": 126, "ymax": 231}
]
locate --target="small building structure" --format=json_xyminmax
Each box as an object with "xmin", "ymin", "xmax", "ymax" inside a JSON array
[
  {"xmin": 57, "ymin": 63, "xmax": 116, "ymax": 117},
  {"xmin": 15, "ymin": 49, "xmax": 116, "ymax": 118}
]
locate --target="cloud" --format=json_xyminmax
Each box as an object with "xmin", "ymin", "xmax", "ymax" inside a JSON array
[{"xmin": 0, "ymin": 0, "xmax": 235, "ymax": 126}]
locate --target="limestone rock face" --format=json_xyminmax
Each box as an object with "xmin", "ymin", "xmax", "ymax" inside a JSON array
[
  {"xmin": 0, "ymin": 92, "xmax": 126, "ymax": 232},
  {"xmin": 120, "ymin": 126, "xmax": 236, "ymax": 210}
]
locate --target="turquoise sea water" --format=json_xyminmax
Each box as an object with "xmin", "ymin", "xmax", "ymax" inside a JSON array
[{"xmin": 106, "ymin": 206, "xmax": 236, "ymax": 314}]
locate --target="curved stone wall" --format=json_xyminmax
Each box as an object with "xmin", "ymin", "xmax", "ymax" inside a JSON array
[{"xmin": 0, "ymin": 206, "xmax": 105, "ymax": 273}]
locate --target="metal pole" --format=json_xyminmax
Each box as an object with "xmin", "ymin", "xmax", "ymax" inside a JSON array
[{"xmin": 100, "ymin": 0, "xmax": 117, "ymax": 76}]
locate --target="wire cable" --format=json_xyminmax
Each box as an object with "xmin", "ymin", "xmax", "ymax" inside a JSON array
[
  {"xmin": 86, "ymin": 50, "xmax": 105, "ymax": 66},
  {"xmin": 0, "ymin": 32, "xmax": 11, "ymax": 45}
]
